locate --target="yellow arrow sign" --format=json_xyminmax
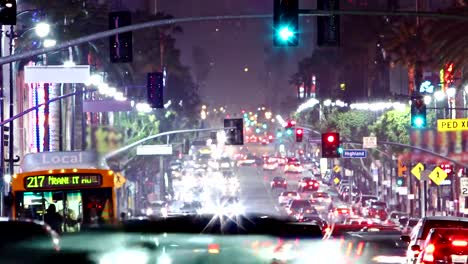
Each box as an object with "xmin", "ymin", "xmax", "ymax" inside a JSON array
[
  {"xmin": 429, "ymin": 167, "xmax": 448, "ymax": 185},
  {"xmin": 411, "ymin": 163, "xmax": 425, "ymax": 180},
  {"xmin": 334, "ymin": 177, "xmax": 340, "ymax": 185},
  {"xmin": 333, "ymin": 165, "xmax": 341, "ymax": 173}
]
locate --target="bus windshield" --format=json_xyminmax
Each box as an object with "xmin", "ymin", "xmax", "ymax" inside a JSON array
[{"xmin": 15, "ymin": 188, "xmax": 113, "ymax": 233}]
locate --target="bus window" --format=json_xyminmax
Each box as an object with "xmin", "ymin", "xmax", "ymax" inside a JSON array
[
  {"xmin": 81, "ymin": 188, "xmax": 113, "ymax": 226},
  {"xmin": 16, "ymin": 188, "xmax": 113, "ymax": 231}
]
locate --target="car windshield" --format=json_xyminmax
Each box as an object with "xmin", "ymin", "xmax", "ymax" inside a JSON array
[
  {"xmin": 421, "ymin": 221, "xmax": 468, "ymax": 239},
  {"xmin": 4, "ymin": 1, "xmax": 468, "ymax": 263}
]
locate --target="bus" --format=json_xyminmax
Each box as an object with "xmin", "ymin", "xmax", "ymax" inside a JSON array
[{"xmin": 8, "ymin": 151, "xmax": 125, "ymax": 232}]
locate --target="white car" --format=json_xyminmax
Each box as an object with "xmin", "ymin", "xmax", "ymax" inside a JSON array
[
  {"xmin": 263, "ymin": 161, "xmax": 278, "ymax": 170},
  {"xmin": 284, "ymin": 162, "xmax": 303, "ymax": 173},
  {"xmin": 278, "ymin": 191, "xmax": 300, "ymax": 205}
]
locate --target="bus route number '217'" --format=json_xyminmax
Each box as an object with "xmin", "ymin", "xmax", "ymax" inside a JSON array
[{"xmin": 24, "ymin": 175, "xmax": 102, "ymax": 189}]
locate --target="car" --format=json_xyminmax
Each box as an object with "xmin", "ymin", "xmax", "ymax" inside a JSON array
[
  {"xmin": 237, "ymin": 154, "xmax": 256, "ymax": 166},
  {"xmin": 329, "ymin": 207, "xmax": 353, "ymax": 223},
  {"xmin": 278, "ymin": 191, "xmax": 300, "ymax": 205},
  {"xmin": 144, "ymin": 201, "xmax": 169, "ymax": 217},
  {"xmin": 366, "ymin": 203, "xmax": 388, "ymax": 220},
  {"xmin": 270, "ymin": 176, "xmax": 287, "ymax": 189},
  {"xmin": 286, "ymin": 199, "xmax": 313, "ymax": 216},
  {"xmin": 401, "ymin": 216, "xmax": 468, "ymax": 264},
  {"xmin": 354, "ymin": 194, "xmax": 379, "ymax": 215},
  {"xmin": 415, "ymin": 227, "xmax": 468, "ymax": 264},
  {"xmin": 284, "ymin": 161, "xmax": 303, "ymax": 173},
  {"xmin": 218, "ymin": 157, "xmax": 233, "ymax": 170},
  {"xmin": 298, "ymin": 177, "xmax": 319, "ymax": 192},
  {"xmin": 311, "ymin": 191, "xmax": 332, "ymax": 204},
  {"xmin": 0, "ymin": 218, "xmax": 59, "ymax": 251},
  {"xmin": 402, "ymin": 217, "xmax": 420, "ymax": 234},
  {"xmin": 387, "ymin": 211, "xmax": 409, "ymax": 225},
  {"xmin": 362, "ymin": 200, "xmax": 386, "ymax": 217},
  {"xmin": 263, "ymin": 159, "xmax": 278, "ymax": 170}
]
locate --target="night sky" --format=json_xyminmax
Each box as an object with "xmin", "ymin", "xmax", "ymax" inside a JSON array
[{"xmin": 151, "ymin": 0, "xmax": 315, "ymax": 111}]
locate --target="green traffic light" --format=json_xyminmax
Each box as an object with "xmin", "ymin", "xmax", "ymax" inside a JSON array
[
  {"xmin": 278, "ymin": 26, "xmax": 294, "ymax": 41},
  {"xmin": 337, "ymin": 147, "xmax": 344, "ymax": 155},
  {"xmin": 255, "ymin": 128, "xmax": 261, "ymax": 134},
  {"xmin": 396, "ymin": 178, "xmax": 404, "ymax": 186},
  {"xmin": 413, "ymin": 116, "xmax": 425, "ymax": 128},
  {"xmin": 276, "ymin": 132, "xmax": 283, "ymax": 138},
  {"xmin": 286, "ymin": 129, "xmax": 293, "ymax": 136}
]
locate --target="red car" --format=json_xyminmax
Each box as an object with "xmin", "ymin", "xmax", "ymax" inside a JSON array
[{"xmin": 366, "ymin": 202, "xmax": 388, "ymax": 220}]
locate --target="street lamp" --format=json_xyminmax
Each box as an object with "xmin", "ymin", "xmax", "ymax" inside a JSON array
[
  {"xmin": 423, "ymin": 95, "xmax": 432, "ymax": 105},
  {"xmin": 35, "ymin": 22, "xmax": 50, "ymax": 38},
  {"xmin": 434, "ymin": 90, "xmax": 445, "ymax": 101},
  {"xmin": 446, "ymin": 87, "xmax": 457, "ymax": 98},
  {"xmin": 43, "ymin": 38, "xmax": 56, "ymax": 48}
]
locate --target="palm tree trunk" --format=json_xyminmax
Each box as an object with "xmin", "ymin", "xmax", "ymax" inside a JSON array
[{"xmin": 407, "ymin": 63, "xmax": 416, "ymax": 94}]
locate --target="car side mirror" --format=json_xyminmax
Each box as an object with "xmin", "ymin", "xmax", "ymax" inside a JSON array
[
  {"xmin": 401, "ymin": 235, "xmax": 411, "ymax": 242},
  {"xmin": 410, "ymin": 244, "xmax": 420, "ymax": 251}
]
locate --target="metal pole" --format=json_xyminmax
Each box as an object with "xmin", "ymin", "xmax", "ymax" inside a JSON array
[
  {"xmin": 0, "ymin": 24, "xmax": 5, "ymax": 216},
  {"xmin": 58, "ymin": 84, "xmax": 63, "ymax": 151},
  {"xmin": 1, "ymin": 11, "xmax": 468, "ymax": 66},
  {"xmin": 7, "ymin": 25, "xmax": 13, "ymax": 174}
]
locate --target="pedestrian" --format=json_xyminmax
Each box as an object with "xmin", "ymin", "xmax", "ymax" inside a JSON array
[{"xmin": 44, "ymin": 204, "xmax": 63, "ymax": 233}]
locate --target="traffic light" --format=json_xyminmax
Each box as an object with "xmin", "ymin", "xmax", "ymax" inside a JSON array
[
  {"xmin": 411, "ymin": 95, "xmax": 427, "ymax": 128},
  {"xmin": 396, "ymin": 177, "xmax": 405, "ymax": 186},
  {"xmin": 224, "ymin": 118, "xmax": 244, "ymax": 145},
  {"xmin": 285, "ymin": 120, "xmax": 295, "ymax": 136},
  {"xmin": 273, "ymin": 0, "xmax": 299, "ymax": 46},
  {"xmin": 109, "ymin": 11, "xmax": 133, "ymax": 63},
  {"xmin": 295, "ymin": 128, "xmax": 303, "ymax": 142},
  {"xmin": 440, "ymin": 163, "xmax": 453, "ymax": 175},
  {"xmin": 321, "ymin": 132, "xmax": 340, "ymax": 158},
  {"xmin": 397, "ymin": 159, "xmax": 407, "ymax": 177},
  {"xmin": 317, "ymin": 0, "xmax": 340, "ymax": 46},
  {"xmin": 147, "ymin": 72, "xmax": 164, "ymax": 109},
  {"xmin": 0, "ymin": 0, "xmax": 16, "ymax": 25}
]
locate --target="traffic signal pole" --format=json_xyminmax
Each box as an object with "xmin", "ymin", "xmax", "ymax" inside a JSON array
[{"xmin": 0, "ymin": 11, "xmax": 467, "ymax": 66}]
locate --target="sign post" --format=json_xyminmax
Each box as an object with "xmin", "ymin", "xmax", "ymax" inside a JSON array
[
  {"xmin": 342, "ymin": 149, "xmax": 368, "ymax": 158},
  {"xmin": 460, "ymin": 178, "xmax": 468, "ymax": 197},
  {"xmin": 437, "ymin": 118, "xmax": 468, "ymax": 132},
  {"xmin": 363, "ymin": 136, "xmax": 377, "ymax": 148}
]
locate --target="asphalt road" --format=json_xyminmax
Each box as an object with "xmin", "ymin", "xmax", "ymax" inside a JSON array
[{"xmin": 236, "ymin": 165, "xmax": 344, "ymax": 218}]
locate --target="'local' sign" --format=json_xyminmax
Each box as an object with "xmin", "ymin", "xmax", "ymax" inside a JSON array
[
  {"xmin": 437, "ymin": 118, "xmax": 468, "ymax": 132},
  {"xmin": 342, "ymin": 149, "xmax": 367, "ymax": 158}
]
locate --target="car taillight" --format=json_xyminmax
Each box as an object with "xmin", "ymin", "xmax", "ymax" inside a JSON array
[
  {"xmin": 288, "ymin": 194, "xmax": 292, "ymax": 197},
  {"xmin": 283, "ymin": 181, "xmax": 287, "ymax": 184},
  {"xmin": 422, "ymin": 244, "xmax": 435, "ymax": 262},
  {"xmin": 271, "ymin": 181, "xmax": 275, "ymax": 184},
  {"xmin": 334, "ymin": 211, "xmax": 338, "ymax": 216},
  {"xmin": 305, "ymin": 209, "xmax": 311, "ymax": 213},
  {"xmin": 452, "ymin": 240, "xmax": 468, "ymax": 247},
  {"xmin": 314, "ymin": 183, "xmax": 319, "ymax": 187},
  {"xmin": 301, "ymin": 182, "xmax": 307, "ymax": 187},
  {"xmin": 341, "ymin": 209, "xmax": 348, "ymax": 213}
]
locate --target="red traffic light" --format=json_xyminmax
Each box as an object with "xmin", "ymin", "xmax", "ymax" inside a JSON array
[
  {"xmin": 295, "ymin": 128, "xmax": 303, "ymax": 142},
  {"xmin": 440, "ymin": 163, "xmax": 452, "ymax": 174},
  {"xmin": 285, "ymin": 120, "xmax": 296, "ymax": 128},
  {"xmin": 322, "ymin": 132, "xmax": 340, "ymax": 158}
]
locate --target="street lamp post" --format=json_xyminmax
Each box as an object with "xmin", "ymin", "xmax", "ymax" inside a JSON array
[{"xmin": 3, "ymin": 19, "xmax": 52, "ymax": 174}]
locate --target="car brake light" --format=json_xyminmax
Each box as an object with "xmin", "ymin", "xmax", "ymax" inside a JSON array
[
  {"xmin": 334, "ymin": 211, "xmax": 338, "ymax": 216},
  {"xmin": 288, "ymin": 193, "xmax": 292, "ymax": 197},
  {"xmin": 305, "ymin": 209, "xmax": 311, "ymax": 213},
  {"xmin": 314, "ymin": 183, "xmax": 319, "ymax": 187},
  {"xmin": 422, "ymin": 243, "xmax": 435, "ymax": 262},
  {"xmin": 452, "ymin": 240, "xmax": 468, "ymax": 247},
  {"xmin": 301, "ymin": 182, "xmax": 307, "ymax": 187}
]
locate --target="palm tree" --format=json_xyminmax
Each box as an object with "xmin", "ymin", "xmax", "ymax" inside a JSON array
[
  {"xmin": 382, "ymin": 18, "xmax": 432, "ymax": 94},
  {"xmin": 425, "ymin": 5, "xmax": 468, "ymax": 83}
]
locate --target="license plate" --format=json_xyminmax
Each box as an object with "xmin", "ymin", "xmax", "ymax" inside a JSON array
[{"xmin": 452, "ymin": 255, "xmax": 467, "ymax": 263}]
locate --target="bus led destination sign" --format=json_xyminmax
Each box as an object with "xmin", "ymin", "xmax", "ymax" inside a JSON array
[{"xmin": 24, "ymin": 175, "xmax": 102, "ymax": 190}]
